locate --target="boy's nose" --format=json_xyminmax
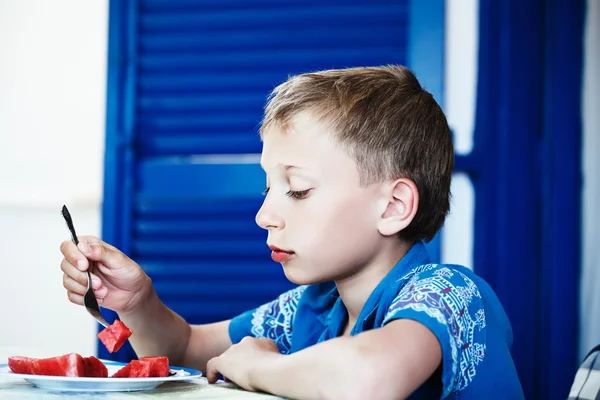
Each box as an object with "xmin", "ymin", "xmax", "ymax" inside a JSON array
[{"xmin": 255, "ymin": 202, "xmax": 284, "ymax": 230}]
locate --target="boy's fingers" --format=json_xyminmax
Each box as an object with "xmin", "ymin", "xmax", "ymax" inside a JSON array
[
  {"xmin": 61, "ymin": 258, "xmax": 89, "ymax": 287},
  {"xmin": 67, "ymin": 291, "xmax": 84, "ymax": 306},
  {"xmin": 205, "ymin": 358, "xmax": 219, "ymax": 383},
  {"xmin": 77, "ymin": 237, "xmax": 128, "ymax": 268},
  {"xmin": 63, "ymin": 273, "xmax": 87, "ymax": 296},
  {"xmin": 60, "ymin": 240, "xmax": 88, "ymax": 271},
  {"xmin": 94, "ymin": 286, "xmax": 108, "ymax": 300}
]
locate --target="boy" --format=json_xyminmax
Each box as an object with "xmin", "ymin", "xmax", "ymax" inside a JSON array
[{"xmin": 60, "ymin": 65, "xmax": 524, "ymax": 399}]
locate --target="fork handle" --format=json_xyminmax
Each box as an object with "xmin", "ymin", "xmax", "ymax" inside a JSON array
[{"xmin": 86, "ymin": 270, "xmax": 93, "ymax": 291}]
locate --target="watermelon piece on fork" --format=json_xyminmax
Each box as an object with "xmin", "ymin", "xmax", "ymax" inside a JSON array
[{"xmin": 97, "ymin": 319, "xmax": 133, "ymax": 353}]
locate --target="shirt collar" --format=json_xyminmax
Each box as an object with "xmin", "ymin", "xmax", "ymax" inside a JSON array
[
  {"xmin": 319, "ymin": 241, "xmax": 431, "ymax": 336},
  {"xmin": 353, "ymin": 241, "xmax": 431, "ymax": 332}
]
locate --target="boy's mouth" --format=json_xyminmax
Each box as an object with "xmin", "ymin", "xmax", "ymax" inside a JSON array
[{"xmin": 268, "ymin": 245, "xmax": 295, "ymax": 263}]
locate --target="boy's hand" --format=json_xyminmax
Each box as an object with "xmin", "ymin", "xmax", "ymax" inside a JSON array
[
  {"xmin": 206, "ymin": 337, "xmax": 281, "ymax": 391},
  {"xmin": 60, "ymin": 236, "xmax": 152, "ymax": 314}
]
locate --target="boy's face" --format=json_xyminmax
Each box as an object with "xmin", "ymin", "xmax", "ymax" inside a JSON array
[{"xmin": 256, "ymin": 112, "xmax": 386, "ymax": 285}]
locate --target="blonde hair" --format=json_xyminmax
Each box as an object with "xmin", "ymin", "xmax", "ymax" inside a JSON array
[{"xmin": 260, "ymin": 65, "xmax": 454, "ymax": 242}]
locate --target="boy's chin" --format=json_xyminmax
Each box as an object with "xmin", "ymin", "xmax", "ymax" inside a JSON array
[{"xmin": 281, "ymin": 263, "xmax": 329, "ymax": 286}]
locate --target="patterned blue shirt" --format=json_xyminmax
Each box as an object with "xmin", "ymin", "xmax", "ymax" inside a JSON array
[{"xmin": 229, "ymin": 241, "xmax": 524, "ymax": 399}]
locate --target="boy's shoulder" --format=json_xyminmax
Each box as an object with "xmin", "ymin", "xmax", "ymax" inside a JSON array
[
  {"xmin": 375, "ymin": 262, "xmax": 522, "ymax": 398},
  {"xmin": 296, "ymin": 261, "xmax": 501, "ymax": 331},
  {"xmin": 295, "ymin": 262, "xmax": 521, "ymax": 397},
  {"xmin": 383, "ymin": 262, "xmax": 490, "ymax": 306}
]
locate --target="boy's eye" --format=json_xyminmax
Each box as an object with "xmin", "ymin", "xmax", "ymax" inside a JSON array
[
  {"xmin": 262, "ymin": 187, "xmax": 270, "ymax": 195},
  {"xmin": 286, "ymin": 189, "xmax": 310, "ymax": 199}
]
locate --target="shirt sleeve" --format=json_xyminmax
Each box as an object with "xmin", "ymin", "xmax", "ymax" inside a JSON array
[
  {"xmin": 228, "ymin": 285, "xmax": 307, "ymax": 354},
  {"xmin": 382, "ymin": 266, "xmax": 487, "ymax": 397}
]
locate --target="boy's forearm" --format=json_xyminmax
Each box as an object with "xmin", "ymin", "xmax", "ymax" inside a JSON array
[
  {"xmin": 250, "ymin": 320, "xmax": 440, "ymax": 400},
  {"xmin": 118, "ymin": 285, "xmax": 191, "ymax": 366},
  {"xmin": 250, "ymin": 336, "xmax": 393, "ymax": 400}
]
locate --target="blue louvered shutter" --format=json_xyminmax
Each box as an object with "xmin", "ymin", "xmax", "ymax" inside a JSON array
[{"xmin": 101, "ymin": 0, "xmax": 444, "ymax": 361}]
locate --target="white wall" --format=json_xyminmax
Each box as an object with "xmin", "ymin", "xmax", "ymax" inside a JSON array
[
  {"xmin": 0, "ymin": 0, "xmax": 107, "ymax": 359},
  {"xmin": 441, "ymin": 0, "xmax": 478, "ymax": 270},
  {"xmin": 580, "ymin": 0, "xmax": 600, "ymax": 360}
]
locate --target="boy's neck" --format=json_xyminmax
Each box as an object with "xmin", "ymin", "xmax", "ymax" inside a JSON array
[{"xmin": 335, "ymin": 239, "xmax": 414, "ymax": 325}]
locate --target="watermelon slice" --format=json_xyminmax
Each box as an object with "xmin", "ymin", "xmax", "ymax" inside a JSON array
[
  {"xmin": 97, "ymin": 319, "xmax": 133, "ymax": 353},
  {"xmin": 111, "ymin": 363, "xmax": 132, "ymax": 378},
  {"xmin": 127, "ymin": 360, "xmax": 152, "ymax": 378},
  {"xmin": 139, "ymin": 356, "xmax": 169, "ymax": 377},
  {"xmin": 111, "ymin": 356, "xmax": 170, "ymax": 378},
  {"xmin": 8, "ymin": 356, "xmax": 35, "ymax": 374},
  {"xmin": 32, "ymin": 353, "xmax": 85, "ymax": 377},
  {"xmin": 82, "ymin": 356, "xmax": 108, "ymax": 377},
  {"xmin": 9, "ymin": 354, "xmax": 110, "ymax": 378}
]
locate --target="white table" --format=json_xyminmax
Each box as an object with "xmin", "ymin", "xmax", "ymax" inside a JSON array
[
  {"xmin": 0, "ymin": 354, "xmax": 287, "ymax": 400},
  {"xmin": 0, "ymin": 375, "xmax": 285, "ymax": 399}
]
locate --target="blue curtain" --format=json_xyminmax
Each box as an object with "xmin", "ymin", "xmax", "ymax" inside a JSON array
[{"xmin": 470, "ymin": 0, "xmax": 585, "ymax": 398}]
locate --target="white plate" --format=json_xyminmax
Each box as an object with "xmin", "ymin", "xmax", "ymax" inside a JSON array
[{"xmin": 0, "ymin": 359, "xmax": 202, "ymax": 392}]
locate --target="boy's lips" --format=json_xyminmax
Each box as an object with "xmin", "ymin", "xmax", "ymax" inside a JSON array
[{"xmin": 268, "ymin": 245, "xmax": 295, "ymax": 263}]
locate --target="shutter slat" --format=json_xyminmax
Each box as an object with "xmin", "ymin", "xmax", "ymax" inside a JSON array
[
  {"xmin": 154, "ymin": 281, "xmax": 284, "ymax": 298},
  {"xmin": 137, "ymin": 197, "xmax": 262, "ymax": 214},
  {"xmin": 138, "ymin": 117, "xmax": 260, "ymax": 136},
  {"xmin": 141, "ymin": 0, "xmax": 405, "ymax": 12},
  {"xmin": 138, "ymin": 93, "xmax": 266, "ymax": 112},
  {"xmin": 140, "ymin": 261, "xmax": 279, "ymax": 279},
  {"xmin": 133, "ymin": 239, "xmax": 265, "ymax": 253},
  {"xmin": 139, "ymin": 5, "xmax": 407, "ymax": 31},
  {"xmin": 139, "ymin": 48, "xmax": 404, "ymax": 72},
  {"xmin": 136, "ymin": 219, "xmax": 260, "ymax": 236},
  {"xmin": 140, "ymin": 27, "xmax": 406, "ymax": 53},
  {"xmin": 138, "ymin": 135, "xmax": 262, "ymax": 155},
  {"xmin": 139, "ymin": 72, "xmax": 278, "ymax": 92},
  {"xmin": 137, "ymin": 162, "xmax": 265, "ymax": 198}
]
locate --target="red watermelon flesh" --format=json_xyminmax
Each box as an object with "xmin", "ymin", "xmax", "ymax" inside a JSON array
[
  {"xmin": 32, "ymin": 353, "xmax": 85, "ymax": 377},
  {"xmin": 127, "ymin": 360, "xmax": 152, "ymax": 378},
  {"xmin": 111, "ymin": 356, "xmax": 170, "ymax": 378},
  {"xmin": 8, "ymin": 356, "xmax": 35, "ymax": 374},
  {"xmin": 97, "ymin": 320, "xmax": 133, "ymax": 353},
  {"xmin": 8, "ymin": 352, "xmax": 170, "ymax": 379},
  {"xmin": 82, "ymin": 356, "xmax": 108, "ymax": 378},
  {"xmin": 111, "ymin": 363, "xmax": 132, "ymax": 378},
  {"xmin": 139, "ymin": 356, "xmax": 169, "ymax": 377}
]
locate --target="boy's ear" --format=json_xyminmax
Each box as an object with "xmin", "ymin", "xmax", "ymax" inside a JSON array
[{"xmin": 377, "ymin": 178, "xmax": 419, "ymax": 237}]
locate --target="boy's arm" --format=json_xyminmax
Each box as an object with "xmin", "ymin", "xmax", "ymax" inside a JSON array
[
  {"xmin": 208, "ymin": 318, "xmax": 441, "ymax": 400},
  {"xmin": 120, "ymin": 285, "xmax": 232, "ymax": 373},
  {"xmin": 123, "ymin": 283, "xmax": 305, "ymax": 373}
]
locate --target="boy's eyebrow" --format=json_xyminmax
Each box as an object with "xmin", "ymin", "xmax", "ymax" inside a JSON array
[
  {"xmin": 280, "ymin": 164, "xmax": 301, "ymax": 171},
  {"xmin": 259, "ymin": 163, "xmax": 312, "ymax": 174},
  {"xmin": 280, "ymin": 164, "xmax": 315, "ymax": 175}
]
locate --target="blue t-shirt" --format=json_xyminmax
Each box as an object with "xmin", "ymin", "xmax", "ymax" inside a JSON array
[{"xmin": 229, "ymin": 241, "xmax": 524, "ymax": 399}]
